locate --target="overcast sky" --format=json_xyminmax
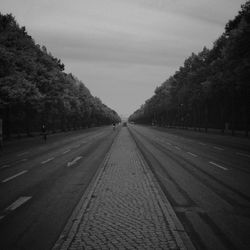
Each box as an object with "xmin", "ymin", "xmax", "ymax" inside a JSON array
[{"xmin": 1, "ymin": 0, "xmax": 246, "ymax": 116}]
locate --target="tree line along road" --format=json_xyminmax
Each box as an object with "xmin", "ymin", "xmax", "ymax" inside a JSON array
[{"xmin": 0, "ymin": 124, "xmax": 250, "ymax": 249}]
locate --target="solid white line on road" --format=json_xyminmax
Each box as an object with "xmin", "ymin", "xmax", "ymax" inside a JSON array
[
  {"xmin": 209, "ymin": 161, "xmax": 228, "ymax": 171},
  {"xmin": 199, "ymin": 142, "xmax": 206, "ymax": 146},
  {"xmin": 236, "ymin": 152, "xmax": 250, "ymax": 158},
  {"xmin": 187, "ymin": 152, "xmax": 198, "ymax": 157},
  {"xmin": 41, "ymin": 157, "xmax": 55, "ymax": 164},
  {"xmin": 175, "ymin": 146, "xmax": 181, "ymax": 150},
  {"xmin": 67, "ymin": 156, "xmax": 82, "ymax": 167},
  {"xmin": 62, "ymin": 149, "xmax": 71, "ymax": 154},
  {"xmin": 17, "ymin": 151, "xmax": 29, "ymax": 156},
  {"xmin": 2, "ymin": 170, "xmax": 28, "ymax": 183},
  {"xmin": 213, "ymin": 146, "xmax": 224, "ymax": 151},
  {"xmin": 6, "ymin": 196, "xmax": 32, "ymax": 211}
]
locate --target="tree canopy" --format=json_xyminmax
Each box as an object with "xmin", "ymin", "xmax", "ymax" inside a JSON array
[
  {"xmin": 0, "ymin": 13, "xmax": 120, "ymax": 138},
  {"xmin": 129, "ymin": 1, "xmax": 250, "ymax": 136}
]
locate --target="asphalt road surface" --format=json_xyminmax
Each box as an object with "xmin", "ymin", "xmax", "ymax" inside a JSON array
[
  {"xmin": 129, "ymin": 124, "xmax": 250, "ymax": 250},
  {"xmin": 0, "ymin": 124, "xmax": 250, "ymax": 250},
  {"xmin": 0, "ymin": 126, "xmax": 118, "ymax": 250}
]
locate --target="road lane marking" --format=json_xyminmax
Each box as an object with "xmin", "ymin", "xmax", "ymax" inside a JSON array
[
  {"xmin": 236, "ymin": 152, "xmax": 250, "ymax": 158},
  {"xmin": 17, "ymin": 151, "xmax": 29, "ymax": 156},
  {"xmin": 0, "ymin": 165, "xmax": 10, "ymax": 170},
  {"xmin": 2, "ymin": 170, "xmax": 28, "ymax": 183},
  {"xmin": 0, "ymin": 196, "xmax": 32, "ymax": 221},
  {"xmin": 67, "ymin": 156, "xmax": 82, "ymax": 167},
  {"xmin": 62, "ymin": 149, "xmax": 71, "ymax": 154},
  {"xmin": 175, "ymin": 146, "xmax": 181, "ymax": 150},
  {"xmin": 187, "ymin": 152, "xmax": 198, "ymax": 157},
  {"xmin": 199, "ymin": 142, "xmax": 206, "ymax": 146},
  {"xmin": 6, "ymin": 196, "xmax": 32, "ymax": 211},
  {"xmin": 213, "ymin": 146, "xmax": 224, "ymax": 151},
  {"xmin": 209, "ymin": 161, "xmax": 228, "ymax": 171},
  {"xmin": 41, "ymin": 157, "xmax": 55, "ymax": 164},
  {"xmin": 74, "ymin": 144, "xmax": 81, "ymax": 148},
  {"xmin": 19, "ymin": 159, "xmax": 27, "ymax": 162}
]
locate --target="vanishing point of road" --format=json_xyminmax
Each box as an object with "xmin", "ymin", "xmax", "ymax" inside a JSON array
[{"xmin": 0, "ymin": 124, "xmax": 250, "ymax": 249}]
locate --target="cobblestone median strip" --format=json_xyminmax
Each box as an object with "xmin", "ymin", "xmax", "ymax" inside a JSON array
[{"xmin": 53, "ymin": 128, "xmax": 194, "ymax": 250}]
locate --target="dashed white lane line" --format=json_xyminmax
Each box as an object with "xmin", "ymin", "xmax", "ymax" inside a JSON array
[
  {"xmin": 236, "ymin": 152, "xmax": 250, "ymax": 158},
  {"xmin": 17, "ymin": 151, "xmax": 29, "ymax": 157},
  {"xmin": 2, "ymin": 170, "xmax": 28, "ymax": 183},
  {"xmin": 62, "ymin": 149, "xmax": 71, "ymax": 154},
  {"xmin": 187, "ymin": 152, "xmax": 198, "ymax": 157},
  {"xmin": 41, "ymin": 157, "xmax": 55, "ymax": 164},
  {"xmin": 6, "ymin": 196, "xmax": 32, "ymax": 211},
  {"xmin": 0, "ymin": 165, "xmax": 10, "ymax": 170},
  {"xmin": 213, "ymin": 146, "xmax": 224, "ymax": 151},
  {"xmin": 0, "ymin": 196, "xmax": 32, "ymax": 221},
  {"xmin": 209, "ymin": 161, "xmax": 228, "ymax": 171},
  {"xmin": 199, "ymin": 142, "xmax": 206, "ymax": 146},
  {"xmin": 0, "ymin": 159, "xmax": 27, "ymax": 170},
  {"xmin": 67, "ymin": 156, "xmax": 82, "ymax": 167},
  {"xmin": 19, "ymin": 159, "xmax": 27, "ymax": 163},
  {"xmin": 175, "ymin": 146, "xmax": 181, "ymax": 150}
]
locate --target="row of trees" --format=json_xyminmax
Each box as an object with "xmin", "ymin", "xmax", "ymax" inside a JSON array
[
  {"xmin": 0, "ymin": 13, "xmax": 120, "ymax": 139},
  {"xmin": 129, "ymin": 1, "xmax": 250, "ymax": 136}
]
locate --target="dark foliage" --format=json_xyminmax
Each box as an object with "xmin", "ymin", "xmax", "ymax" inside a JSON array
[
  {"xmin": 0, "ymin": 14, "xmax": 120, "ymax": 138},
  {"xmin": 129, "ymin": 1, "xmax": 250, "ymax": 136}
]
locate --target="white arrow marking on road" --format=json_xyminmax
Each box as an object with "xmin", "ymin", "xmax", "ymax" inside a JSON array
[
  {"xmin": 2, "ymin": 170, "xmax": 28, "ymax": 183},
  {"xmin": 209, "ymin": 161, "xmax": 228, "ymax": 171},
  {"xmin": 41, "ymin": 157, "xmax": 55, "ymax": 164},
  {"xmin": 67, "ymin": 156, "xmax": 82, "ymax": 167},
  {"xmin": 6, "ymin": 196, "xmax": 32, "ymax": 211}
]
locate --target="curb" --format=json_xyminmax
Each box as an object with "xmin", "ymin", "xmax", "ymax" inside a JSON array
[
  {"xmin": 137, "ymin": 151, "xmax": 196, "ymax": 250},
  {"xmin": 129, "ymin": 127, "xmax": 196, "ymax": 250},
  {"xmin": 52, "ymin": 132, "xmax": 119, "ymax": 250}
]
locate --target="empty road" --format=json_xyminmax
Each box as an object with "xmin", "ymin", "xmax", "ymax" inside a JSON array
[
  {"xmin": 0, "ymin": 124, "xmax": 250, "ymax": 249},
  {"xmin": 129, "ymin": 125, "xmax": 250, "ymax": 250}
]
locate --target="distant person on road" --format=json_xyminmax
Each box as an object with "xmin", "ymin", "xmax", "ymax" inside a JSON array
[
  {"xmin": 112, "ymin": 123, "xmax": 116, "ymax": 131},
  {"xmin": 41, "ymin": 124, "xmax": 47, "ymax": 142}
]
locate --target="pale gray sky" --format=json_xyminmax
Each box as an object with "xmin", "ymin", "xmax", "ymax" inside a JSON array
[{"xmin": 1, "ymin": 0, "xmax": 246, "ymax": 116}]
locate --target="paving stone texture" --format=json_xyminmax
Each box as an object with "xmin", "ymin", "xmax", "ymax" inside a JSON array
[{"xmin": 59, "ymin": 128, "xmax": 186, "ymax": 249}]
